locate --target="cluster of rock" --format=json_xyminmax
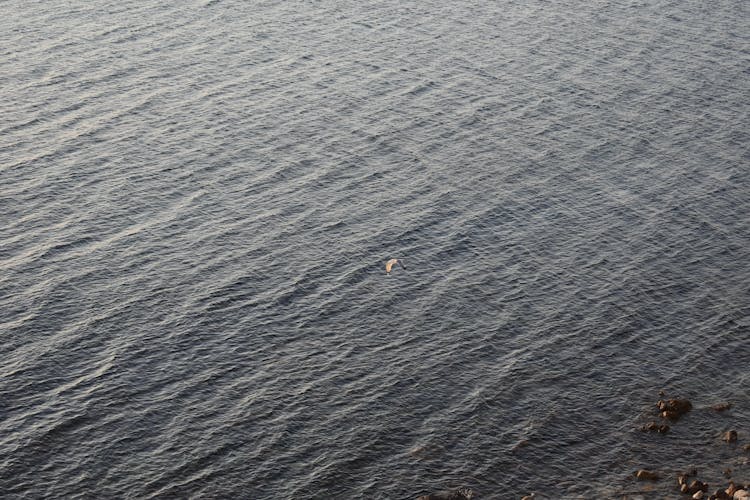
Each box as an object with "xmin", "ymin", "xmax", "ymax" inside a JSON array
[
  {"xmin": 640, "ymin": 397, "xmax": 693, "ymax": 433},
  {"xmin": 415, "ymin": 396, "xmax": 745, "ymax": 499},
  {"xmin": 416, "ymin": 487, "xmax": 475, "ymax": 500},
  {"xmin": 633, "ymin": 396, "xmax": 748, "ymax": 499},
  {"xmin": 675, "ymin": 473, "xmax": 749, "ymax": 499},
  {"xmin": 632, "ymin": 469, "xmax": 750, "ymax": 499},
  {"xmin": 659, "ymin": 398, "xmax": 694, "ymax": 421}
]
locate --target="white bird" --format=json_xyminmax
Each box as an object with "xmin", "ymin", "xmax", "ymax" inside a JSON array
[{"xmin": 385, "ymin": 258, "xmax": 406, "ymax": 275}]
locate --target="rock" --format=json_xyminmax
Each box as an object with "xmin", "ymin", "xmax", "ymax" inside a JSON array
[
  {"xmin": 743, "ymin": 444, "xmax": 750, "ymax": 452},
  {"xmin": 724, "ymin": 468, "xmax": 733, "ymax": 478},
  {"xmin": 734, "ymin": 490, "xmax": 750, "ymax": 499},
  {"xmin": 636, "ymin": 469, "xmax": 660, "ymax": 481},
  {"xmin": 511, "ymin": 439, "xmax": 530, "ymax": 451},
  {"xmin": 656, "ymin": 398, "xmax": 692, "ymax": 422},
  {"xmin": 689, "ymin": 480, "xmax": 709, "ymax": 494},
  {"xmin": 680, "ymin": 473, "xmax": 704, "ymax": 488},
  {"xmin": 713, "ymin": 488, "xmax": 732, "ymax": 500},
  {"xmin": 641, "ymin": 421, "xmax": 670, "ymax": 433},
  {"xmin": 657, "ymin": 398, "xmax": 692, "ymax": 414},
  {"xmin": 723, "ymin": 430, "xmax": 738, "ymax": 443},
  {"xmin": 712, "ymin": 402, "xmax": 732, "ymax": 412},
  {"xmin": 727, "ymin": 483, "xmax": 739, "ymax": 496},
  {"xmin": 693, "ymin": 491, "xmax": 704, "ymax": 499},
  {"xmin": 661, "ymin": 410, "xmax": 682, "ymax": 420},
  {"xmin": 417, "ymin": 488, "xmax": 474, "ymax": 500}
]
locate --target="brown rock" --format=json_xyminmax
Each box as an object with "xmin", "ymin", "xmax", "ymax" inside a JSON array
[
  {"xmin": 662, "ymin": 410, "xmax": 681, "ymax": 421},
  {"xmin": 657, "ymin": 398, "xmax": 692, "ymax": 421},
  {"xmin": 694, "ymin": 491, "xmax": 705, "ymax": 499},
  {"xmin": 724, "ymin": 468, "xmax": 733, "ymax": 478},
  {"xmin": 657, "ymin": 398, "xmax": 692, "ymax": 413},
  {"xmin": 689, "ymin": 480, "xmax": 709, "ymax": 494},
  {"xmin": 712, "ymin": 402, "xmax": 732, "ymax": 412},
  {"xmin": 636, "ymin": 469, "xmax": 660, "ymax": 481},
  {"xmin": 743, "ymin": 444, "xmax": 750, "ymax": 452},
  {"xmin": 727, "ymin": 482, "xmax": 739, "ymax": 496},
  {"xmin": 713, "ymin": 488, "xmax": 731, "ymax": 500},
  {"xmin": 641, "ymin": 421, "xmax": 670, "ymax": 433},
  {"xmin": 674, "ymin": 399, "xmax": 693, "ymax": 413},
  {"xmin": 723, "ymin": 430, "xmax": 738, "ymax": 443}
]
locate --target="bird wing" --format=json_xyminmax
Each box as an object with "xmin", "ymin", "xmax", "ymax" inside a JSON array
[{"xmin": 385, "ymin": 259, "xmax": 398, "ymax": 273}]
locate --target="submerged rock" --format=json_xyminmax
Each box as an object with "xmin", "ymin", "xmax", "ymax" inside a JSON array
[
  {"xmin": 657, "ymin": 399, "xmax": 692, "ymax": 421},
  {"xmin": 641, "ymin": 421, "xmax": 670, "ymax": 433},
  {"xmin": 661, "ymin": 410, "xmax": 681, "ymax": 420},
  {"xmin": 635, "ymin": 469, "xmax": 660, "ymax": 481},
  {"xmin": 689, "ymin": 480, "xmax": 709, "ymax": 494},
  {"xmin": 409, "ymin": 444, "xmax": 444, "ymax": 460},
  {"xmin": 712, "ymin": 402, "xmax": 732, "ymax": 412},
  {"xmin": 511, "ymin": 439, "xmax": 530, "ymax": 452},
  {"xmin": 723, "ymin": 430, "xmax": 738, "ymax": 443},
  {"xmin": 417, "ymin": 487, "xmax": 475, "ymax": 500}
]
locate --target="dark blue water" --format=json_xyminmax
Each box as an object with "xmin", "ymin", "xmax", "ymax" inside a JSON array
[{"xmin": 2, "ymin": 0, "xmax": 749, "ymax": 498}]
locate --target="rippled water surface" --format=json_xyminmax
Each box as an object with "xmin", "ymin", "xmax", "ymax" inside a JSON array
[{"xmin": 2, "ymin": 0, "xmax": 749, "ymax": 498}]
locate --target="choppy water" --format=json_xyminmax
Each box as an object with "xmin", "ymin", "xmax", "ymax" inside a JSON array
[{"xmin": 2, "ymin": 0, "xmax": 749, "ymax": 498}]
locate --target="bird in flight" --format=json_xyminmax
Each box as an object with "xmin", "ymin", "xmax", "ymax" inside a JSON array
[{"xmin": 385, "ymin": 258, "xmax": 406, "ymax": 275}]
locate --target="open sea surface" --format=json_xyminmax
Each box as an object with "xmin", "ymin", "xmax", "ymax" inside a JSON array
[{"xmin": 1, "ymin": 0, "xmax": 749, "ymax": 498}]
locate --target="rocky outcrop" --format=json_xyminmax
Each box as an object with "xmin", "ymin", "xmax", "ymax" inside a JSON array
[{"xmin": 712, "ymin": 403, "xmax": 732, "ymax": 412}]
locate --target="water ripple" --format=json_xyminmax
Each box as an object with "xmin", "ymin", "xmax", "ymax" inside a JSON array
[{"xmin": 2, "ymin": 0, "xmax": 749, "ymax": 498}]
